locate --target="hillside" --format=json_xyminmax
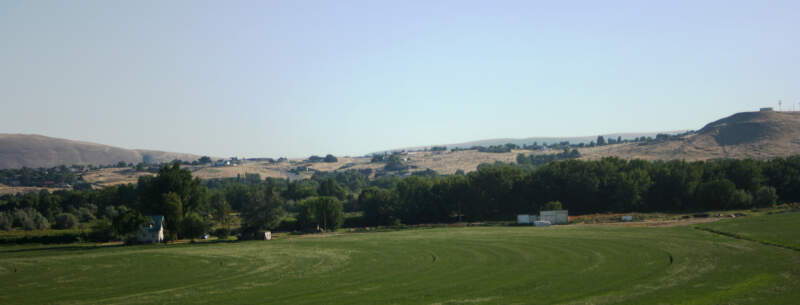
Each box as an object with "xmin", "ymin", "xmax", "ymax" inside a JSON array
[
  {"xmin": 584, "ymin": 111, "xmax": 800, "ymax": 161},
  {"xmin": 0, "ymin": 134, "xmax": 201, "ymax": 169}
]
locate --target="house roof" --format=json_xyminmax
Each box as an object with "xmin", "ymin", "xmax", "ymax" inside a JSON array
[{"xmin": 142, "ymin": 215, "xmax": 164, "ymax": 234}]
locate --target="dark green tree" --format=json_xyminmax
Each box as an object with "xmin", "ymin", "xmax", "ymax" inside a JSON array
[
  {"xmin": 318, "ymin": 178, "xmax": 346, "ymax": 200},
  {"xmin": 180, "ymin": 212, "xmax": 207, "ymax": 240},
  {"xmin": 297, "ymin": 196, "xmax": 344, "ymax": 231},
  {"xmin": 240, "ymin": 185, "xmax": 284, "ymax": 237}
]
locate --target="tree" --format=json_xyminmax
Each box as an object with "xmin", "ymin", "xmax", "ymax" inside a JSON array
[
  {"xmin": 54, "ymin": 213, "xmax": 79, "ymax": 229},
  {"xmin": 359, "ymin": 187, "xmax": 398, "ymax": 226},
  {"xmin": 181, "ymin": 213, "xmax": 206, "ymax": 240},
  {"xmin": 162, "ymin": 192, "xmax": 183, "ymax": 240},
  {"xmin": 240, "ymin": 185, "xmax": 284, "ymax": 237},
  {"xmin": 754, "ymin": 186, "xmax": 778, "ymax": 207},
  {"xmin": 695, "ymin": 179, "xmax": 738, "ymax": 210},
  {"xmin": 210, "ymin": 192, "xmax": 233, "ymax": 230},
  {"xmin": 297, "ymin": 196, "xmax": 344, "ymax": 231},
  {"xmin": 318, "ymin": 178, "xmax": 346, "ymax": 200},
  {"xmin": 324, "ymin": 154, "xmax": 338, "ymax": 163},
  {"xmin": 198, "ymin": 156, "xmax": 212, "ymax": 164},
  {"xmin": 542, "ymin": 201, "xmax": 562, "ymax": 211},
  {"xmin": 0, "ymin": 212, "xmax": 12, "ymax": 231},
  {"xmin": 286, "ymin": 180, "xmax": 317, "ymax": 201},
  {"xmin": 597, "ymin": 136, "xmax": 606, "ymax": 146},
  {"xmin": 137, "ymin": 162, "xmax": 208, "ymax": 236},
  {"xmin": 112, "ymin": 210, "xmax": 148, "ymax": 242}
]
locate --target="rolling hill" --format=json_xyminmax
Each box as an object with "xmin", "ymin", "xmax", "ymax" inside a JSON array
[
  {"xmin": 584, "ymin": 111, "xmax": 800, "ymax": 161},
  {"xmin": 0, "ymin": 134, "xmax": 202, "ymax": 169}
]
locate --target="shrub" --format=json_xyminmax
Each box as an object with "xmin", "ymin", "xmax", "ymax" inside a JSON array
[
  {"xmin": 32, "ymin": 213, "xmax": 50, "ymax": 230},
  {"xmin": 0, "ymin": 213, "xmax": 11, "ymax": 231},
  {"xmin": 88, "ymin": 218, "xmax": 114, "ymax": 242},
  {"xmin": 54, "ymin": 213, "xmax": 79, "ymax": 229},
  {"xmin": 12, "ymin": 209, "xmax": 49, "ymax": 230},
  {"xmin": 213, "ymin": 227, "xmax": 230, "ymax": 239}
]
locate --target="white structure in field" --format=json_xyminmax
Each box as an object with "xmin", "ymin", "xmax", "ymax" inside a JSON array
[
  {"xmin": 517, "ymin": 210, "xmax": 567, "ymax": 225},
  {"xmin": 539, "ymin": 210, "xmax": 568, "ymax": 224},
  {"xmin": 138, "ymin": 215, "xmax": 165, "ymax": 243},
  {"xmin": 621, "ymin": 215, "xmax": 633, "ymax": 222},
  {"xmin": 260, "ymin": 231, "xmax": 272, "ymax": 240},
  {"xmin": 534, "ymin": 220, "xmax": 551, "ymax": 227}
]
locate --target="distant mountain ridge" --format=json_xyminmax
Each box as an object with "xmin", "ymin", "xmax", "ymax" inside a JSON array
[
  {"xmin": 0, "ymin": 134, "xmax": 202, "ymax": 169},
  {"xmin": 378, "ymin": 131, "xmax": 688, "ymax": 154}
]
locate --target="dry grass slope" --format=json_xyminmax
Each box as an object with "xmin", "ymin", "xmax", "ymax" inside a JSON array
[{"xmin": 0, "ymin": 134, "xmax": 201, "ymax": 169}]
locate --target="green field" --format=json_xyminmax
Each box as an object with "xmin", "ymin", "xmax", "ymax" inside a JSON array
[{"xmin": 2, "ymin": 215, "xmax": 800, "ymax": 305}]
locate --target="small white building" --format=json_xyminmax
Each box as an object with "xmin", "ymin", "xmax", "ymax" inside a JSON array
[
  {"xmin": 517, "ymin": 214, "xmax": 531, "ymax": 225},
  {"xmin": 621, "ymin": 215, "xmax": 633, "ymax": 222},
  {"xmin": 539, "ymin": 210, "xmax": 568, "ymax": 224},
  {"xmin": 138, "ymin": 215, "xmax": 165, "ymax": 243}
]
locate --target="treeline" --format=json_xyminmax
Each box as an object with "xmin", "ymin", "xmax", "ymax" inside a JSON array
[
  {"xmin": 516, "ymin": 150, "xmax": 581, "ymax": 167},
  {"xmin": 356, "ymin": 157, "xmax": 798, "ymax": 226},
  {"xmin": 3, "ymin": 156, "xmax": 800, "ymax": 243},
  {"xmin": 0, "ymin": 166, "xmax": 79, "ymax": 187}
]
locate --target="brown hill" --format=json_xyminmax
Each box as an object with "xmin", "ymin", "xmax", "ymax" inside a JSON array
[
  {"xmin": 583, "ymin": 111, "xmax": 800, "ymax": 161},
  {"xmin": 0, "ymin": 134, "xmax": 202, "ymax": 169}
]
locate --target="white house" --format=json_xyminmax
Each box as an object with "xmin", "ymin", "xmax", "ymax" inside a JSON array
[{"xmin": 138, "ymin": 215, "xmax": 165, "ymax": 243}]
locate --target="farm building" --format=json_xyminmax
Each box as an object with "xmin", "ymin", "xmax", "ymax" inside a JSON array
[
  {"xmin": 518, "ymin": 210, "xmax": 568, "ymax": 225},
  {"xmin": 138, "ymin": 215, "xmax": 165, "ymax": 243},
  {"xmin": 539, "ymin": 210, "xmax": 569, "ymax": 224}
]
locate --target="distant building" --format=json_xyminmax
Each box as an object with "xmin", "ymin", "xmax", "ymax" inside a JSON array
[
  {"xmin": 517, "ymin": 210, "xmax": 568, "ymax": 225},
  {"xmin": 539, "ymin": 210, "xmax": 569, "ymax": 224},
  {"xmin": 760, "ymin": 107, "xmax": 774, "ymax": 112},
  {"xmin": 138, "ymin": 215, "xmax": 165, "ymax": 243}
]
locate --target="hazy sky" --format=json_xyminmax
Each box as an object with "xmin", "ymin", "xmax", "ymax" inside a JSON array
[{"xmin": 1, "ymin": 1, "xmax": 798, "ymax": 158}]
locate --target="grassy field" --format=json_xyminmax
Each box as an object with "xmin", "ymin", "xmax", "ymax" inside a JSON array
[
  {"xmin": 698, "ymin": 212, "xmax": 800, "ymax": 250},
  {"xmin": 2, "ymin": 215, "xmax": 800, "ymax": 305}
]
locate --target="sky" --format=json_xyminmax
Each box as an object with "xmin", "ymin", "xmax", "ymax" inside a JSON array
[{"xmin": 1, "ymin": 1, "xmax": 798, "ymax": 158}]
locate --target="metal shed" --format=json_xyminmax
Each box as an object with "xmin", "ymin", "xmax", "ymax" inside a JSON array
[{"xmin": 539, "ymin": 210, "xmax": 568, "ymax": 224}]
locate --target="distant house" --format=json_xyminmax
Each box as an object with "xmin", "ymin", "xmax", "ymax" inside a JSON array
[{"xmin": 138, "ymin": 215, "xmax": 165, "ymax": 243}]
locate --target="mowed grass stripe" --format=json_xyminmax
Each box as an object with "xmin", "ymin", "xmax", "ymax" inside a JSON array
[{"xmin": 2, "ymin": 219, "xmax": 800, "ymax": 305}]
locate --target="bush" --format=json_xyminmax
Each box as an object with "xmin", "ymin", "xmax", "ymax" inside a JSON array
[
  {"xmin": 54, "ymin": 213, "xmax": 79, "ymax": 229},
  {"xmin": 12, "ymin": 209, "xmax": 49, "ymax": 230},
  {"xmin": 0, "ymin": 213, "xmax": 11, "ymax": 231},
  {"xmin": 213, "ymin": 227, "xmax": 230, "ymax": 239},
  {"xmin": 0, "ymin": 230, "xmax": 83, "ymax": 245},
  {"xmin": 88, "ymin": 218, "xmax": 114, "ymax": 242}
]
